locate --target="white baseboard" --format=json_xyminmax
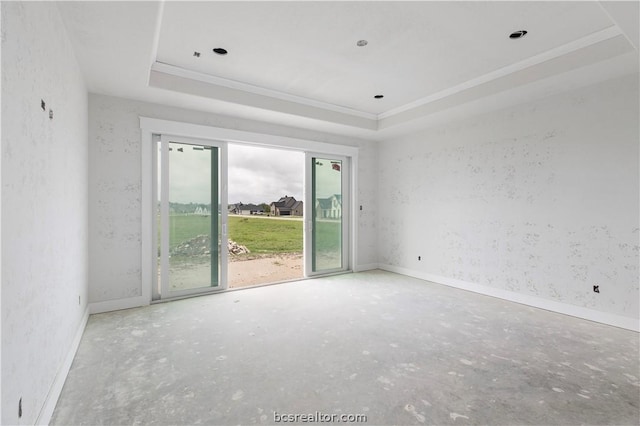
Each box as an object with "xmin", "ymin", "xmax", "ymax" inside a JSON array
[
  {"xmin": 355, "ymin": 263, "xmax": 379, "ymax": 272},
  {"xmin": 35, "ymin": 296, "xmax": 151, "ymax": 423},
  {"xmin": 89, "ymin": 295, "xmax": 149, "ymax": 314},
  {"xmin": 378, "ymin": 264, "xmax": 639, "ymax": 332},
  {"xmin": 35, "ymin": 306, "xmax": 90, "ymax": 425}
]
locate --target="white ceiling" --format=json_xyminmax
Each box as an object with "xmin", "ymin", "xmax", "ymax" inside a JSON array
[{"xmin": 57, "ymin": 1, "xmax": 639, "ymax": 140}]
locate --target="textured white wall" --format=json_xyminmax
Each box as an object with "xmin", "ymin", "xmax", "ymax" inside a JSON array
[
  {"xmin": 1, "ymin": 2, "xmax": 88, "ymax": 425},
  {"xmin": 0, "ymin": 4, "xmax": 3, "ymax": 422},
  {"xmin": 88, "ymin": 94, "xmax": 378, "ymax": 304},
  {"xmin": 378, "ymin": 74, "xmax": 639, "ymax": 323}
]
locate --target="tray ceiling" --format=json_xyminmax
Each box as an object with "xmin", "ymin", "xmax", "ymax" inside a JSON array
[{"xmin": 57, "ymin": 1, "xmax": 639, "ymax": 137}]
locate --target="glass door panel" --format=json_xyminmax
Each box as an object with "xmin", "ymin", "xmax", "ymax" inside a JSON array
[
  {"xmin": 306, "ymin": 154, "xmax": 349, "ymax": 274},
  {"xmin": 157, "ymin": 135, "xmax": 227, "ymax": 299}
]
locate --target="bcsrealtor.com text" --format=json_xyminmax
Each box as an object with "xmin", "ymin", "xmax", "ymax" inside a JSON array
[{"xmin": 274, "ymin": 411, "xmax": 368, "ymax": 423}]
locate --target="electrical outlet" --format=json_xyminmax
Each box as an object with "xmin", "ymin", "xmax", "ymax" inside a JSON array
[
  {"xmin": 418, "ymin": 256, "xmax": 421, "ymax": 261},
  {"xmin": 18, "ymin": 397, "xmax": 22, "ymax": 418},
  {"xmin": 593, "ymin": 285, "xmax": 600, "ymax": 293}
]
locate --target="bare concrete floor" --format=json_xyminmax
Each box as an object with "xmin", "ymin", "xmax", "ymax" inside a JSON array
[{"xmin": 52, "ymin": 270, "xmax": 639, "ymax": 425}]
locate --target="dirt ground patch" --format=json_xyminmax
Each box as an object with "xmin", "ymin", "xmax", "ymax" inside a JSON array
[
  {"xmin": 228, "ymin": 252, "xmax": 303, "ymax": 288},
  {"xmin": 165, "ymin": 252, "xmax": 304, "ymax": 291}
]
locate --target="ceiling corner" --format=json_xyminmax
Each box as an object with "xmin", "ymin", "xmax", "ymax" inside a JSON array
[{"xmin": 598, "ymin": 1, "xmax": 640, "ymax": 50}]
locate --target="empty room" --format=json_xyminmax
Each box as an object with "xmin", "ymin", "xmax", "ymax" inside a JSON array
[{"xmin": 1, "ymin": 1, "xmax": 638, "ymax": 425}]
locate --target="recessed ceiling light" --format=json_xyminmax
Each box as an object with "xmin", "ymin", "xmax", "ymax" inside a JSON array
[
  {"xmin": 357, "ymin": 40, "xmax": 368, "ymax": 47},
  {"xmin": 374, "ymin": 95, "xmax": 384, "ymax": 99},
  {"xmin": 509, "ymin": 30, "xmax": 527, "ymax": 39},
  {"xmin": 213, "ymin": 48, "xmax": 228, "ymax": 55},
  {"xmin": 193, "ymin": 51, "xmax": 201, "ymax": 57}
]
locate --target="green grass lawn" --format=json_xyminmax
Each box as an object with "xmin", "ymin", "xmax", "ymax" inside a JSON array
[
  {"xmin": 228, "ymin": 216, "xmax": 302, "ymax": 253},
  {"xmin": 163, "ymin": 214, "xmax": 340, "ymax": 255},
  {"xmin": 164, "ymin": 215, "xmax": 302, "ymax": 253},
  {"xmin": 165, "ymin": 215, "xmax": 211, "ymax": 250},
  {"xmin": 314, "ymin": 220, "xmax": 341, "ymax": 253}
]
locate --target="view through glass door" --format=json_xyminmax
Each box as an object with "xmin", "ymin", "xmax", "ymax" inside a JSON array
[
  {"xmin": 227, "ymin": 145, "xmax": 304, "ymax": 288},
  {"xmin": 157, "ymin": 135, "xmax": 227, "ymax": 299},
  {"xmin": 154, "ymin": 139, "xmax": 349, "ymax": 298},
  {"xmin": 306, "ymin": 154, "xmax": 349, "ymax": 275}
]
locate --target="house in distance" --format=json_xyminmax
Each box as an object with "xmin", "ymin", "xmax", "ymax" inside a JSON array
[
  {"xmin": 315, "ymin": 194, "xmax": 341, "ymax": 219},
  {"xmin": 270, "ymin": 196, "xmax": 303, "ymax": 216},
  {"xmin": 228, "ymin": 203, "xmax": 264, "ymax": 215}
]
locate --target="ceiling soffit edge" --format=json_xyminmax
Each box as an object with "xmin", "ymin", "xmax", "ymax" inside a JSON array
[
  {"xmin": 378, "ymin": 26, "xmax": 623, "ymax": 120},
  {"xmin": 148, "ymin": 69, "xmax": 379, "ymax": 131},
  {"xmin": 151, "ymin": 61, "xmax": 377, "ymax": 121},
  {"xmin": 380, "ymin": 34, "xmax": 634, "ymax": 130}
]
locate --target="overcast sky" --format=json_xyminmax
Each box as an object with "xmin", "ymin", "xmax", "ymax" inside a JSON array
[
  {"xmin": 165, "ymin": 143, "xmax": 213, "ymax": 205},
  {"xmin": 164, "ymin": 143, "xmax": 344, "ymax": 205},
  {"xmin": 228, "ymin": 144, "xmax": 303, "ymax": 205}
]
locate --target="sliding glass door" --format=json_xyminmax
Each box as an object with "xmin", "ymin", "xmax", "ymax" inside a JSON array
[
  {"xmin": 305, "ymin": 153, "xmax": 350, "ymax": 275},
  {"xmin": 157, "ymin": 135, "xmax": 227, "ymax": 299},
  {"xmin": 153, "ymin": 137, "xmax": 349, "ymax": 298}
]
